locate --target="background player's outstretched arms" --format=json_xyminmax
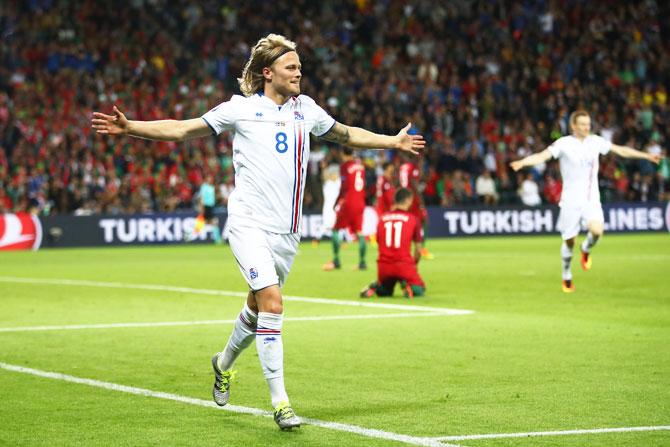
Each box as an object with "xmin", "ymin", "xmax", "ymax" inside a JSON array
[
  {"xmin": 92, "ymin": 106, "xmax": 212, "ymax": 142},
  {"xmin": 610, "ymin": 144, "xmax": 662, "ymax": 164},
  {"xmin": 509, "ymin": 149, "xmax": 553, "ymax": 171},
  {"xmin": 320, "ymin": 122, "xmax": 425, "ymax": 154}
]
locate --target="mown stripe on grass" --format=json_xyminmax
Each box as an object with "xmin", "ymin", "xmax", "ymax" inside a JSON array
[
  {"xmin": 0, "ymin": 312, "xmax": 446, "ymax": 333},
  {"xmin": 0, "ymin": 276, "xmax": 474, "ymax": 315}
]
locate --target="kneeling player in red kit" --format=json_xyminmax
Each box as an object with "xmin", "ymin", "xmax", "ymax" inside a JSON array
[{"xmin": 360, "ymin": 187, "xmax": 426, "ymax": 298}]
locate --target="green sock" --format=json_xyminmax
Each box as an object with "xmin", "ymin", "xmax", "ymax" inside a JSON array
[
  {"xmin": 358, "ymin": 235, "xmax": 366, "ymax": 265},
  {"xmin": 212, "ymin": 225, "xmax": 222, "ymax": 243},
  {"xmin": 332, "ymin": 231, "xmax": 340, "ymax": 263}
]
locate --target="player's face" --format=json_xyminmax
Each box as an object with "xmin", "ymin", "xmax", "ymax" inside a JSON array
[
  {"xmin": 572, "ymin": 115, "xmax": 591, "ymax": 139},
  {"xmin": 268, "ymin": 51, "xmax": 301, "ymax": 97}
]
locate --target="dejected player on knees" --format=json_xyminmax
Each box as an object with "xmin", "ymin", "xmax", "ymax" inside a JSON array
[
  {"xmin": 360, "ymin": 187, "xmax": 426, "ymax": 299},
  {"xmin": 92, "ymin": 33, "xmax": 424, "ymax": 430}
]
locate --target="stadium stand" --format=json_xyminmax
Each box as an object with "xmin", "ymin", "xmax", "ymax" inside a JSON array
[{"xmin": 1, "ymin": 0, "xmax": 668, "ymax": 215}]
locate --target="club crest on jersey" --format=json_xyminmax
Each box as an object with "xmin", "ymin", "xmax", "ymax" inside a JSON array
[
  {"xmin": 294, "ymin": 111, "xmax": 304, "ymax": 120},
  {"xmin": 249, "ymin": 267, "xmax": 258, "ymax": 279}
]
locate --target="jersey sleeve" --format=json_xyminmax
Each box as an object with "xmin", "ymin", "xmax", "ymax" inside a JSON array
[
  {"xmin": 595, "ymin": 135, "xmax": 612, "ymax": 155},
  {"xmin": 201, "ymin": 95, "xmax": 244, "ymax": 135},
  {"xmin": 547, "ymin": 137, "xmax": 566, "ymax": 159},
  {"xmin": 301, "ymin": 95, "xmax": 336, "ymax": 137},
  {"xmin": 411, "ymin": 216, "xmax": 423, "ymax": 242}
]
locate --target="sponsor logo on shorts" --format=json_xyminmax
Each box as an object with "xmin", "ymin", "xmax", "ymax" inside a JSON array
[
  {"xmin": 263, "ymin": 337, "xmax": 276, "ymax": 344},
  {"xmin": 249, "ymin": 267, "xmax": 258, "ymax": 279}
]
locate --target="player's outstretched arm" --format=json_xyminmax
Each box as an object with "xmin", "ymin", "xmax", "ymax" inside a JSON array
[
  {"xmin": 610, "ymin": 144, "xmax": 662, "ymax": 164},
  {"xmin": 92, "ymin": 106, "xmax": 212, "ymax": 142},
  {"xmin": 320, "ymin": 122, "xmax": 425, "ymax": 154},
  {"xmin": 509, "ymin": 149, "xmax": 552, "ymax": 171}
]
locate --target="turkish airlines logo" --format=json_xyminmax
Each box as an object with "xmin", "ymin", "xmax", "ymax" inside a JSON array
[{"xmin": 0, "ymin": 213, "xmax": 42, "ymax": 250}]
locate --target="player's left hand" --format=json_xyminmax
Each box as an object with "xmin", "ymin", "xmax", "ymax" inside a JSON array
[
  {"xmin": 396, "ymin": 123, "xmax": 425, "ymax": 155},
  {"xmin": 649, "ymin": 153, "xmax": 662, "ymax": 164},
  {"xmin": 91, "ymin": 105, "xmax": 129, "ymax": 136}
]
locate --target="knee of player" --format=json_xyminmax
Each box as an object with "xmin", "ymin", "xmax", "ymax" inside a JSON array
[
  {"xmin": 262, "ymin": 301, "xmax": 284, "ymax": 314},
  {"xmin": 412, "ymin": 285, "xmax": 426, "ymax": 297}
]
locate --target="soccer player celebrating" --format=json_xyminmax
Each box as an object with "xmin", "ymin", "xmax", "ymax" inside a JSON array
[
  {"xmin": 323, "ymin": 148, "xmax": 367, "ymax": 271},
  {"xmin": 510, "ymin": 110, "xmax": 661, "ymax": 292},
  {"xmin": 92, "ymin": 33, "xmax": 424, "ymax": 429},
  {"xmin": 399, "ymin": 153, "xmax": 433, "ymax": 259},
  {"xmin": 360, "ymin": 187, "xmax": 426, "ymax": 299}
]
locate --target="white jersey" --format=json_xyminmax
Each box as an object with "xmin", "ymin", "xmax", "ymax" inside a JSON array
[
  {"xmin": 548, "ymin": 135, "xmax": 611, "ymax": 208},
  {"xmin": 202, "ymin": 94, "xmax": 335, "ymax": 234}
]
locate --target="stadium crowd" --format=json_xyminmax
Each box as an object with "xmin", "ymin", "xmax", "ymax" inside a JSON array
[{"xmin": 1, "ymin": 0, "xmax": 669, "ymax": 216}]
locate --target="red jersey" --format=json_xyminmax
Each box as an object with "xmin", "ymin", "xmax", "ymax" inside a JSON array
[
  {"xmin": 338, "ymin": 159, "xmax": 366, "ymax": 207},
  {"xmin": 399, "ymin": 161, "xmax": 425, "ymax": 221},
  {"xmin": 398, "ymin": 162, "xmax": 420, "ymax": 193},
  {"xmin": 375, "ymin": 175, "xmax": 395, "ymax": 215},
  {"xmin": 377, "ymin": 210, "xmax": 422, "ymax": 264}
]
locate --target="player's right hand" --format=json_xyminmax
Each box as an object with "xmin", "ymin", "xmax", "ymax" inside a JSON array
[
  {"xmin": 509, "ymin": 160, "xmax": 523, "ymax": 172},
  {"xmin": 91, "ymin": 106, "xmax": 129, "ymax": 136}
]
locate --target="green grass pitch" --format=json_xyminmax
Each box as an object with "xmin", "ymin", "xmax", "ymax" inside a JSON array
[{"xmin": 1, "ymin": 234, "xmax": 669, "ymax": 446}]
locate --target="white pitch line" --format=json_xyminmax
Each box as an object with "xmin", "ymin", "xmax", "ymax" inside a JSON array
[
  {"xmin": 0, "ymin": 362, "xmax": 459, "ymax": 447},
  {"xmin": 0, "ymin": 276, "xmax": 474, "ymax": 315},
  {"xmin": 0, "ymin": 312, "xmax": 445, "ymax": 333},
  {"xmin": 433, "ymin": 425, "xmax": 670, "ymax": 441}
]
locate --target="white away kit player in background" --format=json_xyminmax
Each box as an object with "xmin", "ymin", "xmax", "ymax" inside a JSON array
[
  {"xmin": 510, "ymin": 110, "xmax": 661, "ymax": 293},
  {"xmin": 92, "ymin": 33, "xmax": 424, "ymax": 429}
]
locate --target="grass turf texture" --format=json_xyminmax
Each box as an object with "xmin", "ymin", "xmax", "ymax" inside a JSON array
[{"xmin": 0, "ymin": 234, "xmax": 668, "ymax": 447}]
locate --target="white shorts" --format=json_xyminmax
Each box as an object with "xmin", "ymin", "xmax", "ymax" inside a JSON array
[
  {"xmin": 227, "ymin": 216, "xmax": 300, "ymax": 291},
  {"xmin": 322, "ymin": 206, "xmax": 336, "ymax": 232},
  {"xmin": 557, "ymin": 202, "xmax": 604, "ymax": 240}
]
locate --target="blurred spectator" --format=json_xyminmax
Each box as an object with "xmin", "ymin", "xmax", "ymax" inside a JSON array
[
  {"xmin": 518, "ymin": 172, "xmax": 542, "ymax": 207},
  {"xmin": 542, "ymin": 172, "xmax": 562, "ymax": 205},
  {"xmin": 475, "ymin": 170, "xmax": 498, "ymax": 205}
]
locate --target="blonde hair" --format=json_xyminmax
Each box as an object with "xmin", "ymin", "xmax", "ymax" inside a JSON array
[
  {"xmin": 569, "ymin": 110, "xmax": 590, "ymax": 128},
  {"xmin": 238, "ymin": 34, "xmax": 297, "ymax": 97}
]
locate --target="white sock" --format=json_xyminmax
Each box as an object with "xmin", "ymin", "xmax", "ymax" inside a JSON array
[
  {"xmin": 581, "ymin": 232, "xmax": 599, "ymax": 253},
  {"xmin": 256, "ymin": 312, "xmax": 289, "ymax": 408},
  {"xmin": 218, "ymin": 303, "xmax": 257, "ymax": 371},
  {"xmin": 561, "ymin": 242, "xmax": 573, "ymax": 280}
]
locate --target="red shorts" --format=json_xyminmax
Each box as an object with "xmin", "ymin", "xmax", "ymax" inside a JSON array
[
  {"xmin": 377, "ymin": 260, "xmax": 424, "ymax": 288},
  {"xmin": 334, "ymin": 202, "xmax": 365, "ymax": 234}
]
